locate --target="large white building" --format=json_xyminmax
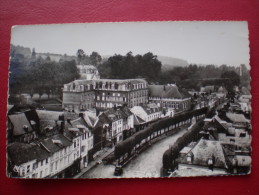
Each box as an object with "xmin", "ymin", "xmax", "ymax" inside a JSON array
[{"xmin": 77, "ymin": 64, "xmax": 100, "ymax": 80}]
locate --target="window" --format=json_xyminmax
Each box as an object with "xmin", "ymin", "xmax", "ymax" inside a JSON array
[
  {"xmin": 50, "ymin": 164, "xmax": 53, "ymax": 172},
  {"xmin": 27, "ymin": 165, "xmax": 30, "ymax": 173},
  {"xmin": 33, "ymin": 162, "xmax": 38, "ymax": 169},
  {"xmin": 74, "ymin": 142, "xmax": 76, "ymax": 148},
  {"xmin": 41, "ymin": 160, "xmax": 44, "ymax": 166}
]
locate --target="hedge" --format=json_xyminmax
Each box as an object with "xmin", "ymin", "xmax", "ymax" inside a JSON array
[
  {"xmin": 162, "ymin": 121, "xmax": 205, "ymax": 169},
  {"xmin": 114, "ymin": 107, "xmax": 208, "ymax": 159}
]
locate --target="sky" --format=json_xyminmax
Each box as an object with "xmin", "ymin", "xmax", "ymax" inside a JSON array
[{"xmin": 11, "ymin": 21, "xmax": 249, "ymax": 66}]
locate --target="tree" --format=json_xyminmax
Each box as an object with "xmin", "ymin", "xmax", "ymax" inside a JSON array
[
  {"xmin": 90, "ymin": 52, "xmax": 102, "ymax": 66},
  {"xmin": 221, "ymin": 71, "xmax": 240, "ymax": 91},
  {"xmin": 76, "ymin": 49, "xmax": 85, "ymax": 65}
]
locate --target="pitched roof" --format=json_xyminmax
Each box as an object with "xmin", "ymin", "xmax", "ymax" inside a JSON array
[
  {"xmin": 226, "ymin": 113, "xmax": 249, "ymax": 123},
  {"xmin": 148, "ymin": 85, "xmax": 189, "ymax": 99},
  {"xmin": 103, "ymin": 107, "xmax": 132, "ymax": 121},
  {"xmin": 179, "ymin": 139, "xmax": 227, "ymax": 169},
  {"xmin": 40, "ymin": 134, "xmax": 71, "ymax": 153},
  {"xmin": 36, "ymin": 110, "xmax": 63, "ymax": 121},
  {"xmin": 133, "ymin": 115, "xmax": 146, "ymax": 125},
  {"xmin": 8, "ymin": 113, "xmax": 33, "ymax": 136},
  {"xmin": 8, "ymin": 142, "xmax": 49, "ymax": 165}
]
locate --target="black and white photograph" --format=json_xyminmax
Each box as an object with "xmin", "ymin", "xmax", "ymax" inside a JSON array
[{"xmin": 7, "ymin": 21, "xmax": 251, "ymax": 179}]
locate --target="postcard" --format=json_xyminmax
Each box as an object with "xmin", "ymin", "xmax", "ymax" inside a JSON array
[{"xmin": 7, "ymin": 21, "xmax": 251, "ymax": 178}]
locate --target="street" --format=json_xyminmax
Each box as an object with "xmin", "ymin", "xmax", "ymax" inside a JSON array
[{"xmin": 81, "ymin": 128, "xmax": 187, "ymax": 178}]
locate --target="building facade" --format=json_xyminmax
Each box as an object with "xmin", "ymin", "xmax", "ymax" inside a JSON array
[
  {"xmin": 148, "ymin": 84, "xmax": 191, "ymax": 113},
  {"xmin": 94, "ymin": 79, "xmax": 148, "ymax": 110},
  {"xmin": 77, "ymin": 64, "xmax": 100, "ymax": 80},
  {"xmin": 63, "ymin": 80, "xmax": 96, "ymax": 112},
  {"xmin": 63, "ymin": 79, "xmax": 148, "ymax": 112}
]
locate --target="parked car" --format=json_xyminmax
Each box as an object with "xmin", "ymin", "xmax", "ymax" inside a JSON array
[{"xmin": 114, "ymin": 165, "xmax": 123, "ymax": 176}]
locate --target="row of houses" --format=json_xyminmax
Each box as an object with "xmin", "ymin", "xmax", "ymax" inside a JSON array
[
  {"xmin": 7, "ymin": 101, "xmax": 166, "ymax": 178},
  {"xmin": 171, "ymin": 99, "xmax": 251, "ymax": 176},
  {"xmin": 7, "ymin": 109, "xmax": 94, "ymax": 178}
]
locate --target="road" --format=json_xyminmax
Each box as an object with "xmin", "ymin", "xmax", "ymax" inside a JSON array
[{"xmin": 81, "ymin": 128, "xmax": 187, "ymax": 178}]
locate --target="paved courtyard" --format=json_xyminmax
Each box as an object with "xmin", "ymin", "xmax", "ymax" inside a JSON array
[{"xmin": 81, "ymin": 128, "xmax": 187, "ymax": 178}]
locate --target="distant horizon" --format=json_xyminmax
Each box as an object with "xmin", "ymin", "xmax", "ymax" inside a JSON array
[{"xmin": 11, "ymin": 21, "xmax": 249, "ymax": 67}]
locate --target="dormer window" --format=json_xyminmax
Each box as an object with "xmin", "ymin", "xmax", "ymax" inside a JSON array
[{"xmin": 208, "ymin": 158, "xmax": 213, "ymax": 165}]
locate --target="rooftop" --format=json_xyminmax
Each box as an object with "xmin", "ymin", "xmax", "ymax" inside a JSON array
[
  {"xmin": 178, "ymin": 138, "xmax": 227, "ymax": 169},
  {"xmin": 8, "ymin": 113, "xmax": 33, "ymax": 136},
  {"xmin": 226, "ymin": 113, "xmax": 249, "ymax": 123},
  {"xmin": 8, "ymin": 142, "xmax": 49, "ymax": 165},
  {"xmin": 148, "ymin": 85, "xmax": 190, "ymax": 99}
]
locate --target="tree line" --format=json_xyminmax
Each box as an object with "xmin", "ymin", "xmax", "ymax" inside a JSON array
[{"xmin": 9, "ymin": 54, "xmax": 80, "ymax": 99}]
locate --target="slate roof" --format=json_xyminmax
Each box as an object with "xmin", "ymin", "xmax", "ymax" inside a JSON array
[
  {"xmin": 148, "ymin": 85, "xmax": 189, "ymax": 99},
  {"xmin": 40, "ymin": 134, "xmax": 71, "ymax": 153},
  {"xmin": 36, "ymin": 110, "xmax": 63, "ymax": 121},
  {"xmin": 8, "ymin": 142, "xmax": 49, "ymax": 165},
  {"xmin": 179, "ymin": 139, "xmax": 227, "ymax": 169},
  {"xmin": 103, "ymin": 107, "xmax": 133, "ymax": 121},
  {"xmin": 66, "ymin": 78, "xmax": 147, "ymax": 86},
  {"xmin": 8, "ymin": 113, "xmax": 33, "ymax": 136},
  {"xmin": 226, "ymin": 113, "xmax": 249, "ymax": 123},
  {"xmin": 93, "ymin": 78, "xmax": 147, "ymax": 85}
]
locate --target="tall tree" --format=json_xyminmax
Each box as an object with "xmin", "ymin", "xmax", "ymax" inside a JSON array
[
  {"xmin": 76, "ymin": 49, "xmax": 85, "ymax": 65},
  {"xmin": 90, "ymin": 52, "xmax": 102, "ymax": 66}
]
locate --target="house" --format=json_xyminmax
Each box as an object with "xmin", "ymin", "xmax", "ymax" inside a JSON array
[
  {"xmin": 225, "ymin": 112, "xmax": 249, "ymax": 129},
  {"xmin": 174, "ymin": 138, "xmax": 228, "ymax": 177},
  {"xmin": 94, "ymin": 106, "xmax": 134, "ymax": 147},
  {"xmin": 206, "ymin": 116, "xmax": 251, "ymax": 148},
  {"xmin": 130, "ymin": 105, "xmax": 162, "ymax": 123},
  {"xmin": 7, "ymin": 109, "xmax": 94, "ymax": 178},
  {"xmin": 64, "ymin": 117, "xmax": 94, "ymax": 170},
  {"xmin": 8, "ymin": 113, "xmax": 37, "ymax": 143},
  {"xmin": 77, "ymin": 64, "xmax": 100, "ymax": 80},
  {"xmin": 40, "ymin": 133, "xmax": 73, "ymax": 178},
  {"xmin": 7, "ymin": 142, "xmax": 49, "ymax": 178},
  {"xmin": 148, "ymin": 84, "xmax": 191, "ymax": 113}
]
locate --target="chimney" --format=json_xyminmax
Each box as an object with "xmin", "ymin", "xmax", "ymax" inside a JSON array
[
  {"xmin": 79, "ymin": 113, "xmax": 84, "ymax": 118},
  {"xmin": 96, "ymin": 109, "xmax": 100, "ymax": 117},
  {"xmin": 60, "ymin": 121, "xmax": 65, "ymax": 134}
]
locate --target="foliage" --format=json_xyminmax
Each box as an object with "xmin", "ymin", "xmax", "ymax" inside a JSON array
[
  {"xmin": 162, "ymin": 121, "xmax": 205, "ymax": 169},
  {"xmin": 220, "ymin": 70, "xmax": 240, "ymax": 91},
  {"xmin": 98, "ymin": 52, "xmax": 162, "ymax": 82},
  {"xmin": 114, "ymin": 107, "xmax": 208, "ymax": 159},
  {"xmin": 9, "ymin": 55, "xmax": 80, "ymax": 98}
]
